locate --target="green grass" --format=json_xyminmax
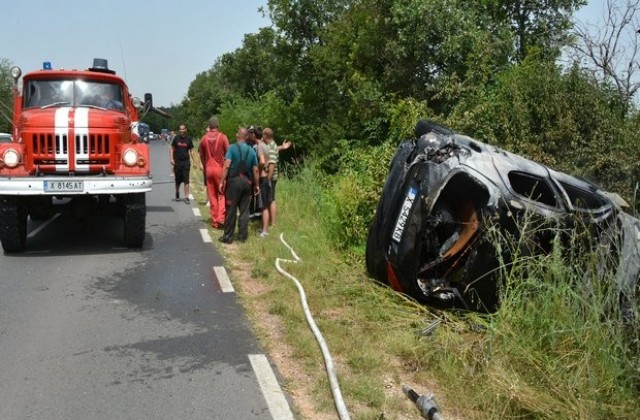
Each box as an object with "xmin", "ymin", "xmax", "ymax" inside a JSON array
[{"xmin": 190, "ymin": 165, "xmax": 640, "ymax": 419}]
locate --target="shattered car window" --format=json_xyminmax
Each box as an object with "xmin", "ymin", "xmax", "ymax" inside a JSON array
[
  {"xmin": 558, "ymin": 181, "xmax": 609, "ymax": 210},
  {"xmin": 508, "ymin": 171, "xmax": 558, "ymax": 207}
]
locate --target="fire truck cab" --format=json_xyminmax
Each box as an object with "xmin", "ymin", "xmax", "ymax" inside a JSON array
[{"xmin": 0, "ymin": 59, "xmax": 157, "ymax": 252}]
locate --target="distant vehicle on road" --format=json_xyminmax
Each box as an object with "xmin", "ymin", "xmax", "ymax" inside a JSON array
[{"xmin": 138, "ymin": 122, "xmax": 150, "ymax": 142}]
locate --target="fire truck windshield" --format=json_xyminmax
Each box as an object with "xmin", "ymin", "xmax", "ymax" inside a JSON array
[{"xmin": 24, "ymin": 79, "xmax": 124, "ymax": 111}]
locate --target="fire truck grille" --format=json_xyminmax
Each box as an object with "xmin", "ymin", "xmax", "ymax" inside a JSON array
[
  {"xmin": 30, "ymin": 133, "xmax": 112, "ymax": 167},
  {"xmin": 75, "ymin": 133, "xmax": 111, "ymax": 164},
  {"xmin": 31, "ymin": 133, "xmax": 67, "ymax": 164}
]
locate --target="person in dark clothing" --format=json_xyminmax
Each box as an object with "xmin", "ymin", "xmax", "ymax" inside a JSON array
[
  {"xmin": 219, "ymin": 127, "xmax": 259, "ymax": 243},
  {"xmin": 170, "ymin": 124, "xmax": 197, "ymax": 204},
  {"xmin": 247, "ymin": 125, "xmax": 263, "ymax": 220}
]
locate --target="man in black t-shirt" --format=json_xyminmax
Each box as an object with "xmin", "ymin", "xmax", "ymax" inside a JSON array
[{"xmin": 170, "ymin": 124, "xmax": 197, "ymax": 204}]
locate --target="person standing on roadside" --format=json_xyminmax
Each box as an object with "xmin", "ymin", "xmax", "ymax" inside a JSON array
[
  {"xmin": 219, "ymin": 127, "xmax": 259, "ymax": 244},
  {"xmin": 198, "ymin": 117, "xmax": 229, "ymax": 229},
  {"xmin": 201, "ymin": 124, "xmax": 211, "ymax": 204},
  {"xmin": 170, "ymin": 124, "xmax": 197, "ymax": 204},
  {"xmin": 263, "ymin": 127, "xmax": 292, "ymax": 228},
  {"xmin": 255, "ymin": 130, "xmax": 271, "ymax": 237},
  {"xmin": 247, "ymin": 126, "xmax": 263, "ymax": 220}
]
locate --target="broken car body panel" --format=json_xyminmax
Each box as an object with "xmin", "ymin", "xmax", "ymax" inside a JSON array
[{"xmin": 366, "ymin": 122, "xmax": 640, "ymax": 312}]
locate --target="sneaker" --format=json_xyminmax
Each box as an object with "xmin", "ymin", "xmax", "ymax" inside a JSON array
[
  {"xmin": 205, "ymin": 201, "xmax": 210, "ymax": 207},
  {"xmin": 258, "ymin": 231, "xmax": 268, "ymax": 238},
  {"xmin": 185, "ymin": 198, "xmax": 190, "ymax": 204},
  {"xmin": 173, "ymin": 197, "xmax": 181, "ymax": 202},
  {"xmin": 218, "ymin": 236, "xmax": 233, "ymax": 244}
]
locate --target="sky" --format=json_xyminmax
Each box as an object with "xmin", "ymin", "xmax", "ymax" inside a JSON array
[
  {"xmin": 575, "ymin": 1, "xmax": 609, "ymax": 25},
  {"xmin": 3, "ymin": 0, "xmax": 270, "ymax": 107}
]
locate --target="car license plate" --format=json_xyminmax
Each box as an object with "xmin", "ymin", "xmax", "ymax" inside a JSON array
[
  {"xmin": 392, "ymin": 186, "xmax": 417, "ymax": 242},
  {"xmin": 44, "ymin": 180, "xmax": 84, "ymax": 192}
]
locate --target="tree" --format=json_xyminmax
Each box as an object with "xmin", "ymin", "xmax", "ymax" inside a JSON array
[
  {"xmin": 485, "ymin": 0, "xmax": 587, "ymax": 62},
  {"xmin": 0, "ymin": 58, "xmax": 14, "ymax": 133},
  {"xmin": 572, "ymin": 0, "xmax": 640, "ymax": 116},
  {"xmin": 266, "ymin": 0, "xmax": 351, "ymax": 47}
]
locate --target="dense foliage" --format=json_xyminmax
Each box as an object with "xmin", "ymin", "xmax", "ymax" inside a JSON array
[{"xmin": 176, "ymin": 0, "xmax": 640, "ymax": 253}]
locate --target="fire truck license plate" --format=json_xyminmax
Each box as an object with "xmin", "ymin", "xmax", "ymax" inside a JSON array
[{"xmin": 44, "ymin": 180, "xmax": 84, "ymax": 192}]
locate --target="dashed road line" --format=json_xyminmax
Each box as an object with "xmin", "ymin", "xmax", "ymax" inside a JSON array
[
  {"xmin": 193, "ymin": 208, "xmax": 201, "ymax": 217},
  {"xmin": 249, "ymin": 354, "xmax": 294, "ymax": 420},
  {"xmin": 199, "ymin": 228, "xmax": 212, "ymax": 243},
  {"xmin": 213, "ymin": 266, "xmax": 234, "ymax": 293}
]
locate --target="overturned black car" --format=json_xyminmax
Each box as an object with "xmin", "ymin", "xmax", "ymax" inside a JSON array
[{"xmin": 366, "ymin": 121, "xmax": 640, "ymax": 312}]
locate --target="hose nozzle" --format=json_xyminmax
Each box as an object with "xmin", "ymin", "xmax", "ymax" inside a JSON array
[{"xmin": 402, "ymin": 385, "xmax": 443, "ymax": 420}]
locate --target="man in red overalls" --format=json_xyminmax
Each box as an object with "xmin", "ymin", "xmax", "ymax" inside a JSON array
[{"xmin": 198, "ymin": 117, "xmax": 229, "ymax": 228}]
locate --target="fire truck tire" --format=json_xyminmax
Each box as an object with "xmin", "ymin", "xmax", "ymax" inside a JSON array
[
  {"xmin": 124, "ymin": 193, "xmax": 146, "ymax": 248},
  {"xmin": 0, "ymin": 197, "xmax": 28, "ymax": 253},
  {"xmin": 29, "ymin": 197, "xmax": 55, "ymax": 221}
]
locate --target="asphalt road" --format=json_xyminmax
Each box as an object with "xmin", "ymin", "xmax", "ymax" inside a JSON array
[{"xmin": 0, "ymin": 140, "xmax": 294, "ymax": 419}]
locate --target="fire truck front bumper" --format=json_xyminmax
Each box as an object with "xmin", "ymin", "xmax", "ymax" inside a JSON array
[{"xmin": 0, "ymin": 176, "xmax": 152, "ymax": 195}]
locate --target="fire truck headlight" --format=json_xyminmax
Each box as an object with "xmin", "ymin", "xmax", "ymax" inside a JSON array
[
  {"xmin": 3, "ymin": 149, "xmax": 21, "ymax": 168},
  {"xmin": 122, "ymin": 148, "xmax": 139, "ymax": 167}
]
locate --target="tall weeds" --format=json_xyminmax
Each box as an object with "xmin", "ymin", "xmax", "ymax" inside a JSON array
[{"xmin": 421, "ymin": 212, "xmax": 640, "ymax": 418}]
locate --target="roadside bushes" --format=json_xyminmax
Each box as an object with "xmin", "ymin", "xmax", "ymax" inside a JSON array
[{"xmin": 315, "ymin": 140, "xmax": 396, "ymax": 252}]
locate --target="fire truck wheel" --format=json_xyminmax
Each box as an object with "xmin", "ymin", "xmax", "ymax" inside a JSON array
[
  {"xmin": 124, "ymin": 193, "xmax": 146, "ymax": 248},
  {"xmin": 0, "ymin": 197, "xmax": 28, "ymax": 253},
  {"xmin": 29, "ymin": 197, "xmax": 56, "ymax": 221}
]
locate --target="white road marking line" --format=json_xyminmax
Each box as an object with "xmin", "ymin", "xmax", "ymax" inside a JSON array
[
  {"xmin": 213, "ymin": 266, "xmax": 234, "ymax": 293},
  {"xmin": 200, "ymin": 228, "xmax": 212, "ymax": 243},
  {"xmin": 27, "ymin": 213, "xmax": 61, "ymax": 239},
  {"xmin": 248, "ymin": 354, "xmax": 294, "ymax": 420},
  {"xmin": 193, "ymin": 208, "xmax": 201, "ymax": 217}
]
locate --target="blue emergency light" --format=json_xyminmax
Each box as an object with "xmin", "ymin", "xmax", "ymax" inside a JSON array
[{"xmin": 42, "ymin": 62, "xmax": 52, "ymax": 70}]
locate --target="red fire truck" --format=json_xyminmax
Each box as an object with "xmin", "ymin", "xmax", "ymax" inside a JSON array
[{"xmin": 0, "ymin": 59, "xmax": 166, "ymax": 252}]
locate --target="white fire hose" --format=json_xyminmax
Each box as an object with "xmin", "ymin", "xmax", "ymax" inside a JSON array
[{"xmin": 275, "ymin": 233, "xmax": 351, "ymax": 420}]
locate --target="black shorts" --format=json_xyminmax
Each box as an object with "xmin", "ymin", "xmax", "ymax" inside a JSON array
[
  {"xmin": 270, "ymin": 179, "xmax": 277, "ymax": 202},
  {"xmin": 174, "ymin": 161, "xmax": 190, "ymax": 185},
  {"xmin": 259, "ymin": 177, "xmax": 272, "ymax": 209}
]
